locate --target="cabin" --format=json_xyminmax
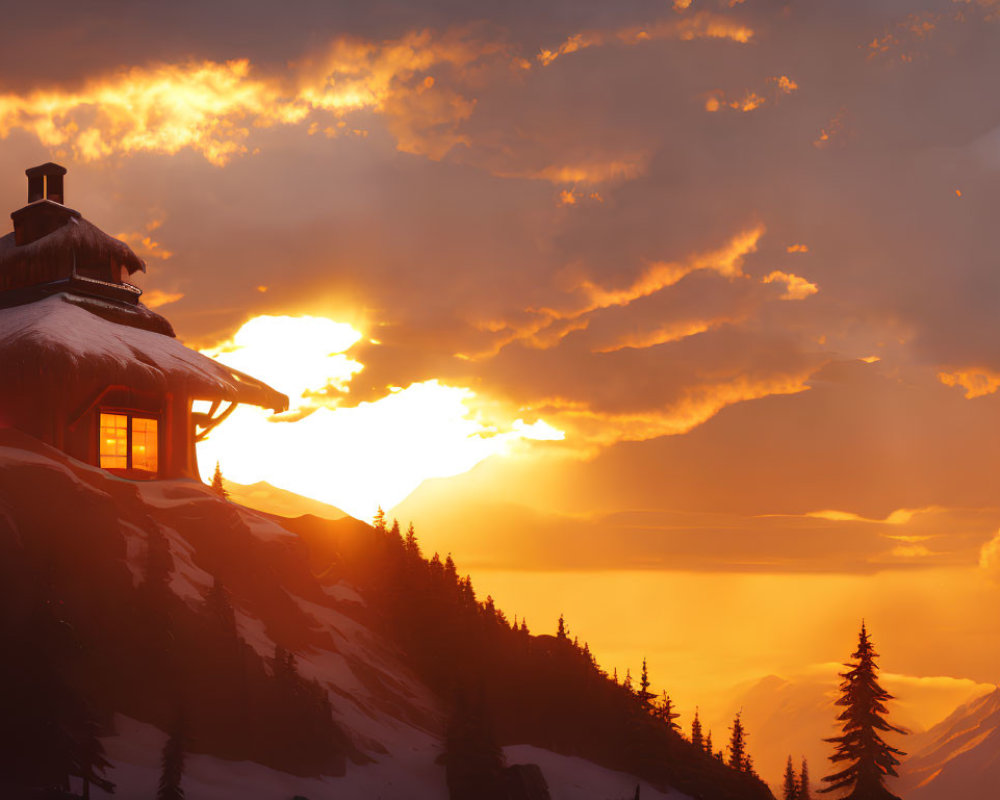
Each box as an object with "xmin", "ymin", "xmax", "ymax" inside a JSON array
[{"xmin": 0, "ymin": 163, "xmax": 288, "ymax": 479}]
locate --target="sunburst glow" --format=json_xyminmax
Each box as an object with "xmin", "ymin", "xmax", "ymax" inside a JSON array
[{"xmin": 196, "ymin": 315, "xmax": 563, "ymax": 519}]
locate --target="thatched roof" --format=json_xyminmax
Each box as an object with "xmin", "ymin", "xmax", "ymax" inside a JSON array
[
  {"xmin": 0, "ymin": 294, "xmax": 288, "ymax": 412},
  {"xmin": 0, "ymin": 212, "xmax": 146, "ymax": 277}
]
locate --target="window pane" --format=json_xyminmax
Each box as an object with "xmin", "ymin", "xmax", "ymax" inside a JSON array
[
  {"xmin": 99, "ymin": 413, "xmax": 128, "ymax": 469},
  {"xmin": 131, "ymin": 417, "xmax": 158, "ymax": 473}
]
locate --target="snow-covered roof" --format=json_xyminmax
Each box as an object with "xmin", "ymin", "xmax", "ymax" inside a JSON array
[
  {"xmin": 0, "ymin": 210, "xmax": 146, "ymax": 276},
  {"xmin": 0, "ymin": 294, "xmax": 288, "ymax": 411}
]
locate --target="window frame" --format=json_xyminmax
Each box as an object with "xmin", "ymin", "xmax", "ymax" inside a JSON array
[{"xmin": 98, "ymin": 407, "xmax": 161, "ymax": 478}]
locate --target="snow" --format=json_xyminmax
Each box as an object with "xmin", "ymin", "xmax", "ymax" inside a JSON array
[
  {"xmin": 900, "ymin": 688, "xmax": 1000, "ymax": 799},
  {"xmin": 87, "ymin": 718, "xmax": 693, "ymax": 800},
  {"xmin": 288, "ymin": 593, "xmax": 444, "ymax": 754},
  {"xmin": 0, "ymin": 293, "xmax": 286, "ymax": 409},
  {"xmin": 233, "ymin": 608, "xmax": 277, "ymax": 660},
  {"xmin": 94, "ymin": 715, "xmax": 449, "ymax": 800},
  {"xmin": 324, "ymin": 579, "xmax": 366, "ymax": 605},
  {"xmin": 505, "ymin": 746, "xmax": 693, "ymax": 800}
]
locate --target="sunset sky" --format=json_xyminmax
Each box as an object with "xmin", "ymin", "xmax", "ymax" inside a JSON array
[{"xmin": 3, "ymin": 0, "xmax": 1000, "ymax": 783}]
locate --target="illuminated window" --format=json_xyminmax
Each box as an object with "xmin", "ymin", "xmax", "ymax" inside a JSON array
[{"xmin": 99, "ymin": 412, "xmax": 158, "ymax": 474}]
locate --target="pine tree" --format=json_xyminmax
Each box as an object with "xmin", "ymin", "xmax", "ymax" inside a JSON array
[
  {"xmin": 445, "ymin": 690, "xmax": 506, "ymax": 800},
  {"xmin": 373, "ymin": 506, "xmax": 386, "ymax": 533},
  {"xmin": 704, "ymin": 730, "xmax": 713, "ymax": 756},
  {"xmin": 691, "ymin": 708, "xmax": 703, "ymax": 750},
  {"xmin": 204, "ymin": 576, "xmax": 237, "ymax": 637},
  {"xmin": 404, "ymin": 522, "xmax": 421, "ymax": 557},
  {"xmin": 728, "ymin": 711, "xmax": 748, "ymax": 772},
  {"xmin": 783, "ymin": 755, "xmax": 799, "ymax": 800},
  {"xmin": 157, "ymin": 715, "xmax": 186, "ymax": 800},
  {"xmin": 656, "ymin": 692, "xmax": 680, "ymax": 732},
  {"xmin": 821, "ymin": 622, "xmax": 905, "ymax": 799},
  {"xmin": 623, "ymin": 668, "xmax": 634, "ymax": 694},
  {"xmin": 72, "ymin": 715, "xmax": 116, "ymax": 799},
  {"xmin": 556, "ymin": 613, "xmax": 567, "ymax": 639},
  {"xmin": 800, "ymin": 758, "xmax": 813, "ymax": 800},
  {"xmin": 210, "ymin": 461, "xmax": 227, "ymax": 498},
  {"xmin": 637, "ymin": 658, "xmax": 656, "ymax": 710},
  {"xmin": 389, "ymin": 518, "xmax": 401, "ymax": 542}
]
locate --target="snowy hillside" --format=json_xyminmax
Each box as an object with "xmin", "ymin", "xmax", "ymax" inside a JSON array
[
  {"xmin": 898, "ymin": 687, "xmax": 1000, "ymax": 799},
  {"xmin": 0, "ymin": 429, "xmax": 769, "ymax": 799},
  {"xmin": 90, "ymin": 717, "xmax": 691, "ymax": 800}
]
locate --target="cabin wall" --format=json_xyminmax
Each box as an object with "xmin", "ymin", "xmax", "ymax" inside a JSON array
[
  {"xmin": 1, "ymin": 382, "xmax": 205, "ymax": 480},
  {"xmin": 168, "ymin": 393, "xmax": 199, "ymax": 480}
]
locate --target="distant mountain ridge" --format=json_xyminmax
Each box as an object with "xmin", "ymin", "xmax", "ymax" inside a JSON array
[
  {"xmin": 898, "ymin": 687, "xmax": 1000, "ymax": 799},
  {"xmin": 223, "ymin": 479, "xmax": 349, "ymax": 521}
]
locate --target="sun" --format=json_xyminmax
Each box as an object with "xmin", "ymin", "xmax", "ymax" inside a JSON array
[{"xmin": 196, "ymin": 314, "xmax": 562, "ymax": 519}]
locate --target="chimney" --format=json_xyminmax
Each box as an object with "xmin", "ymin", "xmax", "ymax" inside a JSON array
[
  {"xmin": 12, "ymin": 163, "xmax": 79, "ymax": 245},
  {"xmin": 25, "ymin": 162, "xmax": 67, "ymax": 205}
]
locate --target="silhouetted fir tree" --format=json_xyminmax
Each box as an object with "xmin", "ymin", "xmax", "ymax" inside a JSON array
[
  {"xmin": 210, "ymin": 461, "xmax": 227, "ymax": 498},
  {"xmin": 73, "ymin": 715, "xmax": 116, "ymax": 799},
  {"xmin": 404, "ymin": 522, "xmax": 421, "ymax": 557},
  {"xmin": 445, "ymin": 691, "xmax": 506, "ymax": 800},
  {"xmin": 519, "ymin": 618, "xmax": 529, "ymax": 635},
  {"xmin": 556, "ymin": 613, "xmax": 567, "ymax": 640},
  {"xmin": 483, "ymin": 595, "xmax": 497, "ymax": 620},
  {"xmin": 372, "ymin": 506, "xmax": 386, "ymax": 533},
  {"xmin": 821, "ymin": 623, "xmax": 905, "ymax": 800},
  {"xmin": 623, "ymin": 668, "xmax": 634, "ymax": 694},
  {"xmin": 704, "ymin": 730, "xmax": 713, "ymax": 756},
  {"xmin": 656, "ymin": 692, "xmax": 680, "ymax": 732},
  {"xmin": 389, "ymin": 518, "xmax": 401, "ymax": 542},
  {"xmin": 204, "ymin": 576, "xmax": 237, "ymax": 637},
  {"xmin": 157, "ymin": 715, "xmax": 186, "ymax": 800},
  {"xmin": 783, "ymin": 756, "xmax": 799, "ymax": 800},
  {"xmin": 691, "ymin": 708, "xmax": 703, "ymax": 750},
  {"xmin": 637, "ymin": 658, "xmax": 655, "ymax": 710},
  {"xmin": 800, "ymin": 758, "xmax": 813, "ymax": 800},
  {"xmin": 728, "ymin": 712, "xmax": 748, "ymax": 772}
]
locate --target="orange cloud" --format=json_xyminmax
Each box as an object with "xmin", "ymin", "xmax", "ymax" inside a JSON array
[
  {"xmin": 460, "ymin": 226, "xmax": 764, "ymax": 360},
  {"xmin": 525, "ymin": 155, "xmax": 650, "ymax": 185},
  {"xmin": 142, "ymin": 289, "xmax": 185, "ymax": 309},
  {"xmin": 0, "ymin": 28, "xmax": 510, "ymax": 166},
  {"xmin": 803, "ymin": 508, "xmax": 936, "ymax": 525},
  {"xmin": 116, "ymin": 218, "xmax": 175, "ymax": 261},
  {"xmin": 530, "ymin": 369, "xmax": 815, "ymax": 446},
  {"xmin": 786, "ymin": 243, "xmax": 809, "ymax": 253},
  {"xmin": 456, "ymin": 225, "xmax": 765, "ymax": 360},
  {"xmin": 866, "ymin": 12, "xmax": 940, "ymax": 63},
  {"xmin": 762, "ymin": 270, "xmax": 818, "ymax": 300},
  {"xmin": 593, "ymin": 318, "xmax": 733, "ymax": 353},
  {"xmin": 704, "ymin": 75, "xmax": 798, "ymax": 113},
  {"xmin": 814, "ymin": 108, "xmax": 848, "ymax": 149},
  {"xmin": 538, "ymin": 12, "xmax": 754, "ymax": 66},
  {"xmin": 953, "ymin": 0, "xmax": 1000, "ymax": 20},
  {"xmin": 573, "ymin": 226, "xmax": 763, "ymax": 314},
  {"xmin": 938, "ymin": 368, "xmax": 1000, "ymax": 398}
]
